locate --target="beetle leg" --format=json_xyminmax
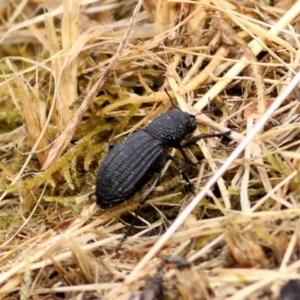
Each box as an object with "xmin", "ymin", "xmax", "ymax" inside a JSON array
[
  {"xmin": 140, "ymin": 172, "xmax": 163, "ymax": 206},
  {"xmin": 179, "ymin": 130, "xmax": 231, "ymax": 165},
  {"xmin": 168, "ymin": 155, "xmax": 195, "ymax": 194},
  {"xmin": 182, "ymin": 130, "xmax": 231, "ymax": 147},
  {"xmin": 178, "ymin": 147, "xmax": 199, "ymax": 166},
  {"xmin": 116, "ymin": 171, "xmax": 163, "ymax": 254}
]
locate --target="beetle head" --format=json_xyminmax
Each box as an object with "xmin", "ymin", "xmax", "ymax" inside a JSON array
[{"xmin": 184, "ymin": 111, "xmax": 197, "ymax": 134}]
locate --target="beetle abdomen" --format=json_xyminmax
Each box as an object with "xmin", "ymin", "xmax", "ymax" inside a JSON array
[{"xmin": 96, "ymin": 130, "xmax": 166, "ymax": 209}]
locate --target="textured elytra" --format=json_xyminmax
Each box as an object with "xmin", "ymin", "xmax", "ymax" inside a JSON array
[{"xmin": 96, "ymin": 110, "xmax": 197, "ymax": 209}]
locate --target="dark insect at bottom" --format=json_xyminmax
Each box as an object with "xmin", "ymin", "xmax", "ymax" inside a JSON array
[
  {"xmin": 139, "ymin": 256, "xmax": 197, "ymax": 300},
  {"xmin": 95, "ymin": 91, "xmax": 231, "ymax": 250},
  {"xmin": 279, "ymin": 280, "xmax": 300, "ymax": 300},
  {"xmin": 140, "ymin": 268, "xmax": 164, "ymax": 300}
]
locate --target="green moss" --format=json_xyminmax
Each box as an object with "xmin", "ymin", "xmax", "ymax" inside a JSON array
[
  {"xmin": 22, "ymin": 123, "xmax": 112, "ymax": 191},
  {"xmin": 0, "ymin": 97, "xmax": 22, "ymax": 133}
]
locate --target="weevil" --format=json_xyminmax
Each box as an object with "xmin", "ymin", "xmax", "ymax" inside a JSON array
[{"xmin": 96, "ymin": 102, "xmax": 230, "ymax": 209}]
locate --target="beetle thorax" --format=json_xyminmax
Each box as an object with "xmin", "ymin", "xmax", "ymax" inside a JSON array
[{"xmin": 145, "ymin": 110, "xmax": 197, "ymax": 145}]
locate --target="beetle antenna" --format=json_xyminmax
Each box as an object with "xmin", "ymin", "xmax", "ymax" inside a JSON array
[{"xmin": 164, "ymin": 88, "xmax": 181, "ymax": 109}]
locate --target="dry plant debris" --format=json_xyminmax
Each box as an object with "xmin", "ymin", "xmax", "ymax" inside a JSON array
[{"xmin": 1, "ymin": 0, "xmax": 300, "ymax": 299}]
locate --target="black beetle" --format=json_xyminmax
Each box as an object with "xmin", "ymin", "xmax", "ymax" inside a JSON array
[{"xmin": 96, "ymin": 107, "xmax": 229, "ymax": 209}]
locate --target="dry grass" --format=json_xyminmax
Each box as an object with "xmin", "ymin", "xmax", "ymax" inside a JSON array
[{"xmin": 1, "ymin": 0, "xmax": 300, "ymax": 299}]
